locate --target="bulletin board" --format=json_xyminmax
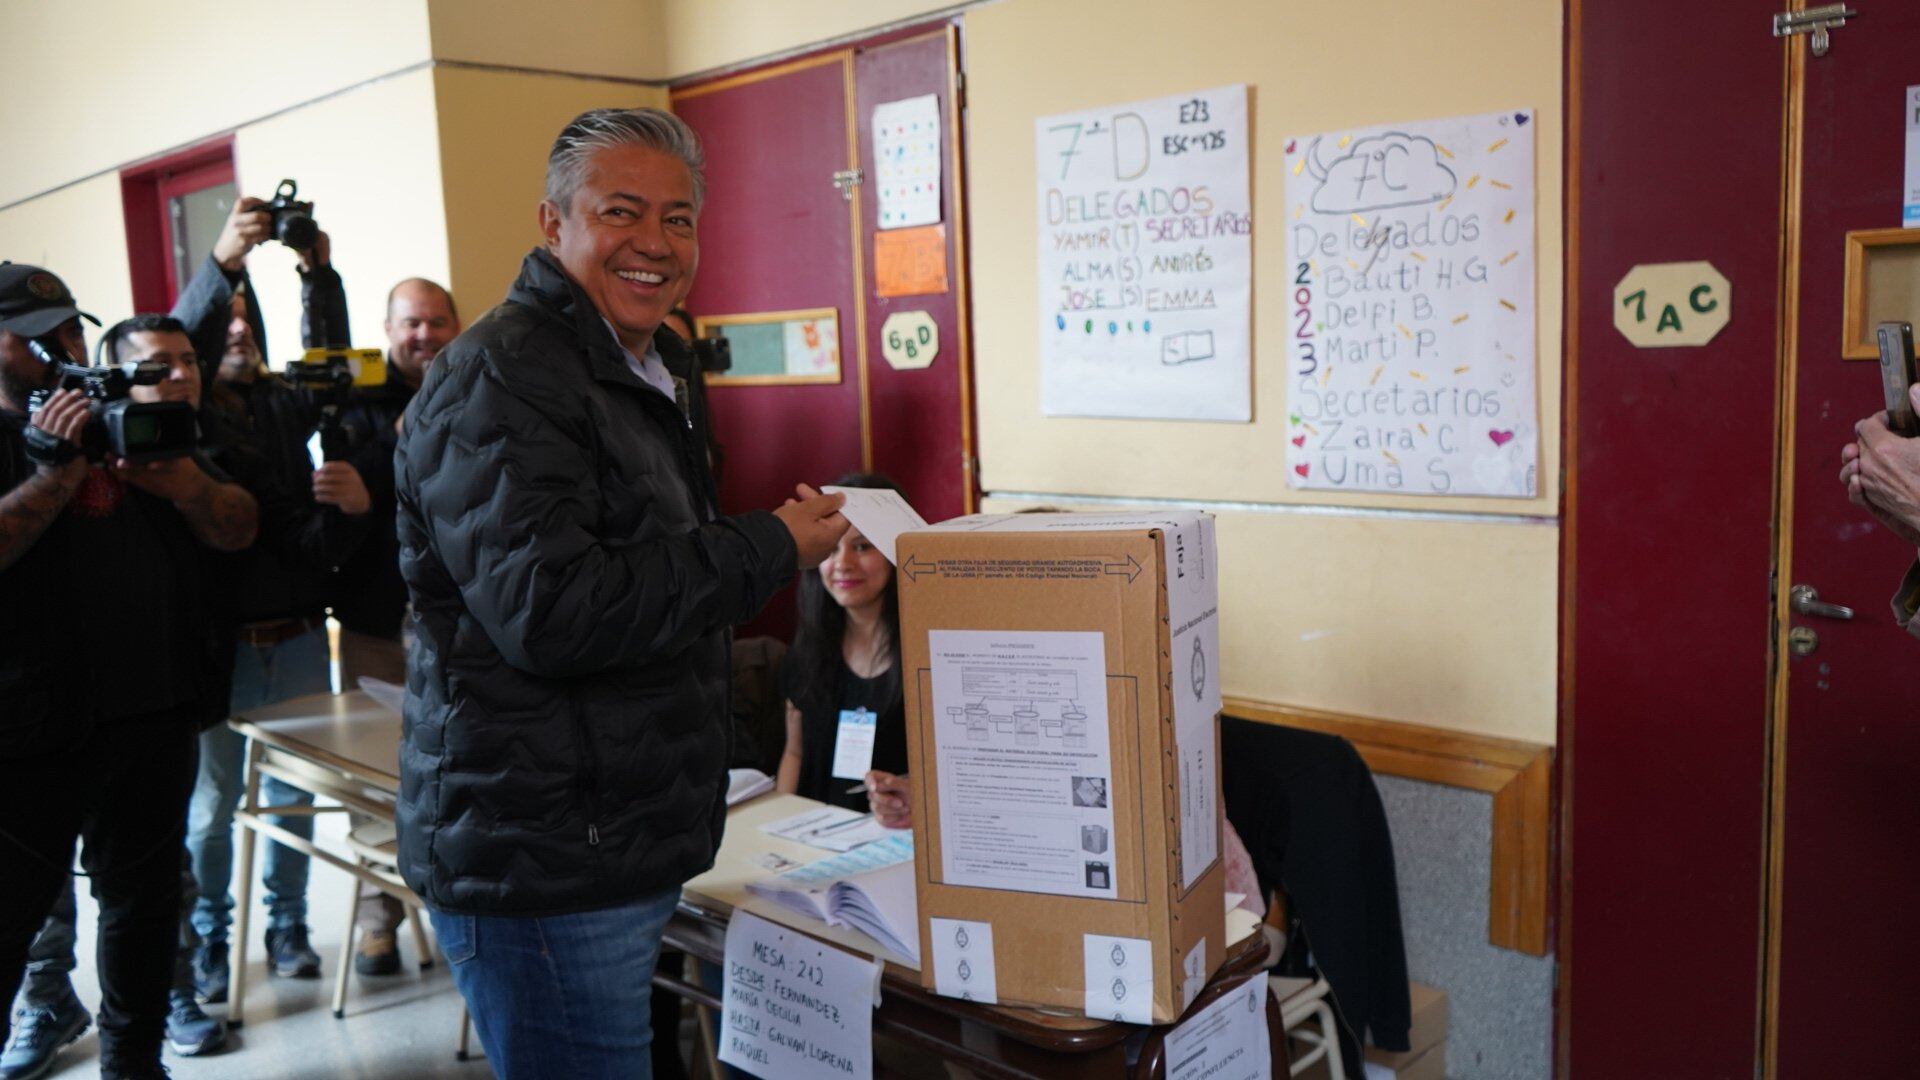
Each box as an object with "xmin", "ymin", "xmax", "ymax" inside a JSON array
[{"xmin": 696, "ymin": 308, "xmax": 842, "ymax": 386}]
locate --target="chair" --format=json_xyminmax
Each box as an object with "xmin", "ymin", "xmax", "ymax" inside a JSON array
[
  {"xmin": 1269, "ymin": 974, "xmax": 1347, "ymax": 1078},
  {"xmin": 329, "ymin": 819, "xmax": 436, "ymax": 1019}
]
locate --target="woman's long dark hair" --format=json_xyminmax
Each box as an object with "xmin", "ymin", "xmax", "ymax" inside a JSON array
[{"xmin": 787, "ymin": 472, "xmax": 903, "ymax": 712}]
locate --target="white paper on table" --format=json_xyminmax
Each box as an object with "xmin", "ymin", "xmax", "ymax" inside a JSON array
[
  {"xmin": 1083, "ymin": 934, "xmax": 1154, "ymax": 1024},
  {"xmin": 928, "ymin": 918, "xmax": 998, "ymax": 1004},
  {"xmin": 805, "ymin": 816, "xmax": 891, "ymax": 853},
  {"xmin": 726, "ymin": 768, "xmax": 775, "ymax": 806},
  {"xmin": 1163, "ymin": 974, "xmax": 1271, "ymax": 1080},
  {"xmin": 357, "ymin": 677, "xmax": 405, "ymax": 717},
  {"xmin": 761, "ymin": 805, "xmax": 861, "ymax": 841},
  {"xmin": 931, "ymin": 630, "xmax": 1117, "ymax": 899},
  {"xmin": 873, "ymin": 93, "xmax": 943, "ymax": 229},
  {"xmin": 719, "ymin": 911, "xmax": 879, "ymax": 1080},
  {"xmin": 821, "ymin": 485, "xmax": 928, "ymax": 566}
]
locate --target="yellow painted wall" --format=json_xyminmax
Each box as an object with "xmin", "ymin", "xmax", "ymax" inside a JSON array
[
  {"xmin": 982, "ymin": 497, "xmax": 1559, "ymax": 743},
  {"xmin": 0, "ymin": 0, "xmax": 431, "ymax": 208},
  {"xmin": 427, "ymin": 0, "xmax": 668, "ymax": 81},
  {"xmin": 658, "ymin": 0, "xmax": 957, "ymax": 77},
  {"xmin": 965, "ymin": 0, "xmax": 1563, "ymax": 743},
  {"xmin": 433, "ymin": 68, "xmax": 669, "ymax": 319},
  {"xmin": 234, "ymin": 69, "xmax": 450, "ymax": 367},
  {"xmin": 0, "ymin": 175, "xmax": 136, "ymax": 334}
]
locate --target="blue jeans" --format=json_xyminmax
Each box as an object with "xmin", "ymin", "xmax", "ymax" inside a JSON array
[
  {"xmin": 432, "ymin": 888, "xmax": 681, "ymax": 1080},
  {"xmin": 186, "ymin": 628, "xmax": 330, "ymax": 944}
]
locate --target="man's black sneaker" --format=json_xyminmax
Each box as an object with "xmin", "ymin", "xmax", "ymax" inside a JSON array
[
  {"xmin": 164, "ymin": 991, "xmax": 226, "ymax": 1057},
  {"xmin": 264, "ymin": 925, "xmax": 321, "ymax": 979},
  {"xmin": 0, "ymin": 995, "xmax": 91, "ymax": 1080},
  {"xmin": 190, "ymin": 941, "xmax": 229, "ymax": 1004}
]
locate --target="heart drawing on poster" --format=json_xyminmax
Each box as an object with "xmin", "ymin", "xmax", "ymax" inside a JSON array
[
  {"xmin": 1293, "ymin": 463, "xmax": 1309, "ymax": 478},
  {"xmin": 1290, "ymin": 435, "xmax": 1306, "ymax": 447},
  {"xmin": 1488, "ymin": 429, "xmax": 1515, "ymax": 447}
]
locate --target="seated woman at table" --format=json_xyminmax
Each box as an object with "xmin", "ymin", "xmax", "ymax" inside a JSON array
[{"xmin": 776, "ymin": 473, "xmax": 909, "ymax": 813}]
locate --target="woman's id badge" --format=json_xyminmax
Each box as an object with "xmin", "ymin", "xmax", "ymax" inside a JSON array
[{"xmin": 830, "ymin": 707, "xmax": 878, "ymax": 780}]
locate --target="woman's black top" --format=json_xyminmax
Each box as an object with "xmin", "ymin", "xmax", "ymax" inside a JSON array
[{"xmin": 782, "ymin": 657, "xmax": 908, "ymax": 812}]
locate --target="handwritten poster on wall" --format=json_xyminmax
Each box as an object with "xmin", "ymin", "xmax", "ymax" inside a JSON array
[
  {"xmin": 1285, "ymin": 109, "xmax": 1538, "ymax": 496},
  {"xmin": 1037, "ymin": 85, "xmax": 1252, "ymax": 422},
  {"xmin": 874, "ymin": 94, "xmax": 943, "ymax": 230}
]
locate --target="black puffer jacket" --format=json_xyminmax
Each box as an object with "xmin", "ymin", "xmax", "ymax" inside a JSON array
[{"xmin": 394, "ymin": 248, "xmax": 796, "ymax": 916}]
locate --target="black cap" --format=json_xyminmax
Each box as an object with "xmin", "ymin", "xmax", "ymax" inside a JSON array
[{"xmin": 0, "ymin": 262, "xmax": 101, "ymax": 337}]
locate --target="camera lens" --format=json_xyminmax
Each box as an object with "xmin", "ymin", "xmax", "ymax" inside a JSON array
[{"xmin": 277, "ymin": 212, "xmax": 318, "ymax": 251}]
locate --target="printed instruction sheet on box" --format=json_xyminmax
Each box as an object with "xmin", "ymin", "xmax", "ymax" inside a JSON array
[{"xmin": 929, "ymin": 629, "xmax": 1118, "ymax": 899}]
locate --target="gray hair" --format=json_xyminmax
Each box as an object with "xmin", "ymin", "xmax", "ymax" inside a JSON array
[{"xmin": 544, "ymin": 107, "xmax": 706, "ymax": 214}]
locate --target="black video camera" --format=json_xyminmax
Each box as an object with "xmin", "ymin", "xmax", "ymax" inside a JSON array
[
  {"xmin": 24, "ymin": 339, "xmax": 198, "ymax": 464},
  {"xmin": 691, "ymin": 334, "xmax": 731, "ymax": 374},
  {"xmin": 285, "ymin": 348, "xmax": 386, "ymax": 460},
  {"xmin": 259, "ymin": 179, "xmax": 318, "ymax": 252}
]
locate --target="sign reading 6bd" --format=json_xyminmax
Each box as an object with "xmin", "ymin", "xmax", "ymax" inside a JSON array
[
  {"xmin": 1613, "ymin": 260, "xmax": 1731, "ymax": 348},
  {"xmin": 882, "ymin": 310, "xmax": 939, "ymax": 370}
]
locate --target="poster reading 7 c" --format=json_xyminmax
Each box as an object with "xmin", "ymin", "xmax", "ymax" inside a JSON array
[
  {"xmin": 1036, "ymin": 85, "xmax": 1252, "ymax": 422},
  {"xmin": 1285, "ymin": 109, "xmax": 1539, "ymax": 497}
]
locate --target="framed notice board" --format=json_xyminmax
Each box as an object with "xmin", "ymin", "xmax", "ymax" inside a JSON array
[{"xmin": 696, "ymin": 308, "xmax": 842, "ymax": 385}]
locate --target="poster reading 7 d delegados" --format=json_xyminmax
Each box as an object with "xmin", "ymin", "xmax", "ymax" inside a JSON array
[
  {"xmin": 1036, "ymin": 85, "xmax": 1252, "ymax": 422},
  {"xmin": 1286, "ymin": 109, "xmax": 1539, "ymax": 497}
]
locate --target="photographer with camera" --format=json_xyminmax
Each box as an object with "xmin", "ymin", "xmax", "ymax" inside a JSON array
[
  {"xmin": 170, "ymin": 191, "xmax": 374, "ymax": 993},
  {"xmin": 3, "ymin": 310, "xmax": 388, "ymax": 1074},
  {"xmin": 317, "ymin": 276, "xmax": 460, "ymax": 977},
  {"xmin": 0, "ymin": 266, "xmax": 257, "ymax": 1080}
]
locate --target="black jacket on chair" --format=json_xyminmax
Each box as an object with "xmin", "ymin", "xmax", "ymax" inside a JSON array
[
  {"xmin": 394, "ymin": 247, "xmax": 796, "ymax": 917},
  {"xmin": 1222, "ymin": 716, "xmax": 1412, "ymax": 1075}
]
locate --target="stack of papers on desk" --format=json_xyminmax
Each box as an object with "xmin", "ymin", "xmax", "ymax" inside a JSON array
[
  {"xmin": 758, "ymin": 804, "xmax": 892, "ymax": 852},
  {"xmin": 746, "ymin": 832, "xmax": 920, "ymax": 963}
]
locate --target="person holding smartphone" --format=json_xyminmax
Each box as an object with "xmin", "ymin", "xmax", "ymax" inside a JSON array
[{"xmin": 1839, "ymin": 322, "xmax": 1920, "ymax": 635}]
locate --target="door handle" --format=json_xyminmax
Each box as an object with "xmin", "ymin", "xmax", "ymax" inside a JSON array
[{"xmin": 1789, "ymin": 584, "xmax": 1854, "ymax": 620}]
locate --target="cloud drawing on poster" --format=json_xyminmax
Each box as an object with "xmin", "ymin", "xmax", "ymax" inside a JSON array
[{"xmin": 1306, "ymin": 132, "xmax": 1457, "ymax": 214}]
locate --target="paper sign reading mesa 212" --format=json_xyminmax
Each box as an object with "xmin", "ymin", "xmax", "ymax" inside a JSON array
[{"xmin": 719, "ymin": 911, "xmax": 879, "ymax": 1080}]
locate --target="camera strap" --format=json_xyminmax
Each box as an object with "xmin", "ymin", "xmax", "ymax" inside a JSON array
[{"xmin": 21, "ymin": 423, "xmax": 79, "ymax": 466}]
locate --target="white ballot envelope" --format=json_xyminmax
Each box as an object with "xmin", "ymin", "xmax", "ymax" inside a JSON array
[{"xmin": 822, "ymin": 485, "xmax": 928, "ymax": 565}]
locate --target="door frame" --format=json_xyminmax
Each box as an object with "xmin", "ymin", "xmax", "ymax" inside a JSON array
[
  {"xmin": 670, "ymin": 18, "xmax": 980, "ymax": 514},
  {"xmin": 119, "ymin": 136, "xmax": 234, "ymax": 313}
]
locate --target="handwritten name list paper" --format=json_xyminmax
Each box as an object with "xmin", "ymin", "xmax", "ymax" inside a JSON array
[
  {"xmin": 1037, "ymin": 85, "xmax": 1252, "ymax": 422},
  {"xmin": 720, "ymin": 911, "xmax": 879, "ymax": 1080},
  {"xmin": 1285, "ymin": 109, "xmax": 1538, "ymax": 496}
]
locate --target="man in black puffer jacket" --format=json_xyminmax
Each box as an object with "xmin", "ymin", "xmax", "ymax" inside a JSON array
[{"xmin": 394, "ymin": 107, "xmax": 849, "ymax": 1080}]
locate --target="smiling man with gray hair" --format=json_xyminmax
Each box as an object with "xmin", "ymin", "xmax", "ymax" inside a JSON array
[{"xmin": 393, "ymin": 107, "xmax": 850, "ymax": 1078}]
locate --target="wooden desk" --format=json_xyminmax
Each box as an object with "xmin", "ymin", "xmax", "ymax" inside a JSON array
[
  {"xmin": 674, "ymin": 793, "xmax": 1284, "ymax": 1079},
  {"xmin": 224, "ymin": 695, "xmax": 1284, "ymax": 1076},
  {"xmin": 225, "ymin": 691, "xmax": 409, "ymax": 1028}
]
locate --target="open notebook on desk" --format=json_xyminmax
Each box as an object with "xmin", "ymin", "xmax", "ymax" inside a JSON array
[{"xmin": 745, "ymin": 832, "xmax": 919, "ymax": 963}]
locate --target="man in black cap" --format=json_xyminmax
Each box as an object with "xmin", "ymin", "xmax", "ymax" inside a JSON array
[{"xmin": 0, "ymin": 264, "xmax": 258, "ymax": 1080}]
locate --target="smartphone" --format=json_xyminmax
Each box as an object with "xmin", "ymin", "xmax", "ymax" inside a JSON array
[{"xmin": 1878, "ymin": 321, "xmax": 1917, "ymax": 437}]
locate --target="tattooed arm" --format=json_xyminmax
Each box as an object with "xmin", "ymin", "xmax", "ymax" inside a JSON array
[
  {"xmin": 117, "ymin": 455, "xmax": 259, "ymax": 552},
  {"xmin": 0, "ymin": 460, "xmax": 86, "ymax": 572},
  {"xmin": 0, "ymin": 389, "xmax": 89, "ymax": 572}
]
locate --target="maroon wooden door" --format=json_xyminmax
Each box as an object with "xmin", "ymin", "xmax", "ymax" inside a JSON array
[
  {"xmin": 674, "ymin": 26, "xmax": 976, "ymax": 639},
  {"xmin": 1563, "ymin": 0, "xmax": 1782, "ymax": 1074},
  {"xmin": 673, "ymin": 56, "xmax": 868, "ymax": 520},
  {"xmin": 1771, "ymin": 4, "xmax": 1920, "ymax": 1073},
  {"xmin": 853, "ymin": 26, "xmax": 975, "ymax": 525}
]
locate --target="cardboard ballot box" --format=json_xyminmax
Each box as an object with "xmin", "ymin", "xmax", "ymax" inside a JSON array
[{"xmin": 899, "ymin": 511, "xmax": 1224, "ymax": 1023}]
